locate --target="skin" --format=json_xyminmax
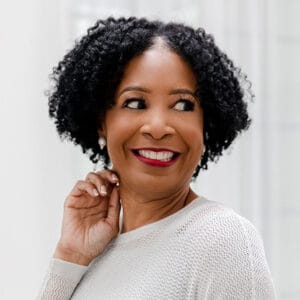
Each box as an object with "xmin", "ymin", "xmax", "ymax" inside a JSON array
[
  {"xmin": 99, "ymin": 39, "xmax": 204, "ymax": 233},
  {"xmin": 54, "ymin": 39, "xmax": 204, "ymax": 265}
]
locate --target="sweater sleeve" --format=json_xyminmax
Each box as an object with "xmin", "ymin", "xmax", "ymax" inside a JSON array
[
  {"xmin": 197, "ymin": 212, "xmax": 277, "ymax": 299},
  {"xmin": 36, "ymin": 258, "xmax": 88, "ymax": 300}
]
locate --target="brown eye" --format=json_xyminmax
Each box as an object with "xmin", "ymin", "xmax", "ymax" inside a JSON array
[
  {"xmin": 173, "ymin": 99, "xmax": 195, "ymax": 111},
  {"xmin": 123, "ymin": 98, "xmax": 146, "ymax": 109}
]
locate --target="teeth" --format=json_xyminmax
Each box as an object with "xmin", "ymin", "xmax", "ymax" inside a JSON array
[{"xmin": 138, "ymin": 150, "xmax": 174, "ymax": 161}]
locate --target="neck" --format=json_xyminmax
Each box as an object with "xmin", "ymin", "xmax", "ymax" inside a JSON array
[{"xmin": 119, "ymin": 185, "xmax": 198, "ymax": 233}]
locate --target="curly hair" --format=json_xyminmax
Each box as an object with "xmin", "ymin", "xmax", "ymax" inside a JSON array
[{"xmin": 48, "ymin": 16, "xmax": 253, "ymax": 178}]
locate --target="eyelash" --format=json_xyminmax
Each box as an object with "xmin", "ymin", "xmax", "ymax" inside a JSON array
[{"xmin": 122, "ymin": 98, "xmax": 195, "ymax": 111}]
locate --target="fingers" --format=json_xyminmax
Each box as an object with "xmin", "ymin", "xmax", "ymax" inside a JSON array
[
  {"xmin": 89, "ymin": 169, "xmax": 119, "ymax": 184},
  {"xmin": 106, "ymin": 186, "xmax": 121, "ymax": 228},
  {"xmin": 70, "ymin": 180, "xmax": 101, "ymax": 198},
  {"xmin": 85, "ymin": 170, "xmax": 119, "ymax": 197}
]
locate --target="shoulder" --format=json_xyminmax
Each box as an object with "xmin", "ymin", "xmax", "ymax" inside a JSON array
[
  {"xmin": 176, "ymin": 197, "xmax": 266, "ymax": 264},
  {"xmin": 188, "ymin": 197, "xmax": 277, "ymax": 298},
  {"xmin": 188, "ymin": 197, "xmax": 263, "ymax": 247},
  {"xmin": 191, "ymin": 198, "xmax": 267, "ymax": 270}
]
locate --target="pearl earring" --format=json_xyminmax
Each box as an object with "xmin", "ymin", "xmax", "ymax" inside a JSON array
[{"xmin": 98, "ymin": 137, "xmax": 106, "ymax": 150}]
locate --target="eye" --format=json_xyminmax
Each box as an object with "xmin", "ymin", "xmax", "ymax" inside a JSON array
[
  {"xmin": 122, "ymin": 98, "xmax": 146, "ymax": 109},
  {"xmin": 173, "ymin": 99, "xmax": 195, "ymax": 111}
]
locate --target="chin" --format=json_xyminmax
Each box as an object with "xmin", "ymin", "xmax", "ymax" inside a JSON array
[{"xmin": 130, "ymin": 173, "xmax": 187, "ymax": 195}]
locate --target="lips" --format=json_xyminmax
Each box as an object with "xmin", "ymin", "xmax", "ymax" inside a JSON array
[{"xmin": 131, "ymin": 148, "xmax": 180, "ymax": 167}]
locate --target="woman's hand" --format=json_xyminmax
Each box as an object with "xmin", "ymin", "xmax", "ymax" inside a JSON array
[{"xmin": 53, "ymin": 170, "xmax": 121, "ymax": 266}]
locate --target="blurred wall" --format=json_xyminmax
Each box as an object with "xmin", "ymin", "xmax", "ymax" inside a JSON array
[{"xmin": 0, "ymin": 0, "xmax": 85, "ymax": 298}]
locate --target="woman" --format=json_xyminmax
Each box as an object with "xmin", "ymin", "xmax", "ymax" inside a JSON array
[{"xmin": 38, "ymin": 17, "xmax": 276, "ymax": 299}]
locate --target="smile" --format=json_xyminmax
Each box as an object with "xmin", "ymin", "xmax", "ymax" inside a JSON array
[{"xmin": 132, "ymin": 148, "xmax": 180, "ymax": 167}]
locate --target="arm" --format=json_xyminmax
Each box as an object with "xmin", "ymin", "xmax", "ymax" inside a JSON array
[
  {"xmin": 37, "ymin": 259, "xmax": 88, "ymax": 300},
  {"xmin": 37, "ymin": 170, "xmax": 121, "ymax": 299}
]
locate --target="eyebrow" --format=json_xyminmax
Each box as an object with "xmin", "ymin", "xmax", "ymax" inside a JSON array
[
  {"xmin": 169, "ymin": 89, "xmax": 197, "ymax": 97},
  {"xmin": 119, "ymin": 86, "xmax": 151, "ymax": 96},
  {"xmin": 118, "ymin": 86, "xmax": 197, "ymax": 97}
]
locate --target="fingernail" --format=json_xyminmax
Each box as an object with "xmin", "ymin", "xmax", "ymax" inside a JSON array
[
  {"xmin": 100, "ymin": 185, "xmax": 107, "ymax": 196},
  {"xmin": 112, "ymin": 174, "xmax": 119, "ymax": 182},
  {"xmin": 93, "ymin": 189, "xmax": 99, "ymax": 196}
]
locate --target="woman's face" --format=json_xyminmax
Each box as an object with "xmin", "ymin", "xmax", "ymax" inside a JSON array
[{"xmin": 99, "ymin": 42, "xmax": 204, "ymax": 196}]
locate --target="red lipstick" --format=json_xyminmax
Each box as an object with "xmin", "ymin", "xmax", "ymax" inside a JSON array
[{"xmin": 131, "ymin": 148, "xmax": 180, "ymax": 167}]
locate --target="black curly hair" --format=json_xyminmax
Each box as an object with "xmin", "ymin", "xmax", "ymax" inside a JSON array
[{"xmin": 48, "ymin": 16, "xmax": 253, "ymax": 178}]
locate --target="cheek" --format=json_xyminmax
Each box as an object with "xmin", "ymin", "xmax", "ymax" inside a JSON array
[
  {"xmin": 185, "ymin": 128, "xmax": 204, "ymax": 175},
  {"xmin": 182, "ymin": 126, "xmax": 204, "ymax": 167},
  {"xmin": 188, "ymin": 128, "xmax": 203, "ymax": 155},
  {"xmin": 180, "ymin": 115, "xmax": 204, "ymax": 148},
  {"xmin": 104, "ymin": 113, "xmax": 138, "ymax": 160}
]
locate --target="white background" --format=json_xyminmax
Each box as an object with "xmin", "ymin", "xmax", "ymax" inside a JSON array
[{"xmin": 0, "ymin": 0, "xmax": 299, "ymax": 299}]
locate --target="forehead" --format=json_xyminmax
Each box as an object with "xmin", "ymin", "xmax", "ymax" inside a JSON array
[{"xmin": 117, "ymin": 44, "xmax": 197, "ymax": 92}]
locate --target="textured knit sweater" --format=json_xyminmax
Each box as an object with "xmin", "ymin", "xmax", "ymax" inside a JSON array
[{"xmin": 37, "ymin": 196, "xmax": 277, "ymax": 299}]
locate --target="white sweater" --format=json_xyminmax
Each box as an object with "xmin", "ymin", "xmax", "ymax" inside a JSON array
[{"xmin": 37, "ymin": 196, "xmax": 277, "ymax": 299}]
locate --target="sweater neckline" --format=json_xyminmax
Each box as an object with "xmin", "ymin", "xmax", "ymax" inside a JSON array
[{"xmin": 111, "ymin": 196, "xmax": 209, "ymax": 245}]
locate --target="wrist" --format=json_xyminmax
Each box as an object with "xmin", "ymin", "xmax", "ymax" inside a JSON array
[{"xmin": 53, "ymin": 243, "xmax": 92, "ymax": 266}]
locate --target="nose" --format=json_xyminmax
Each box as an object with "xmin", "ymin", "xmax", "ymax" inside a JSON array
[{"xmin": 140, "ymin": 109, "xmax": 175, "ymax": 140}]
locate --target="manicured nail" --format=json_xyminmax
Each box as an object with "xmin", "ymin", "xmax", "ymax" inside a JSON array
[
  {"xmin": 93, "ymin": 189, "xmax": 99, "ymax": 196},
  {"xmin": 100, "ymin": 185, "xmax": 107, "ymax": 196}
]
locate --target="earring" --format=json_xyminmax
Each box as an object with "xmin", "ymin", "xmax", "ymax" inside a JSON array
[{"xmin": 98, "ymin": 137, "xmax": 106, "ymax": 150}]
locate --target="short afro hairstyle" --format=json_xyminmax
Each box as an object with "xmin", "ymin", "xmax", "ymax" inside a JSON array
[{"xmin": 48, "ymin": 16, "xmax": 253, "ymax": 178}]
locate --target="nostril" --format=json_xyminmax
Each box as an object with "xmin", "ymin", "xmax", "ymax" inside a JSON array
[{"xmin": 140, "ymin": 123, "xmax": 175, "ymax": 140}]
